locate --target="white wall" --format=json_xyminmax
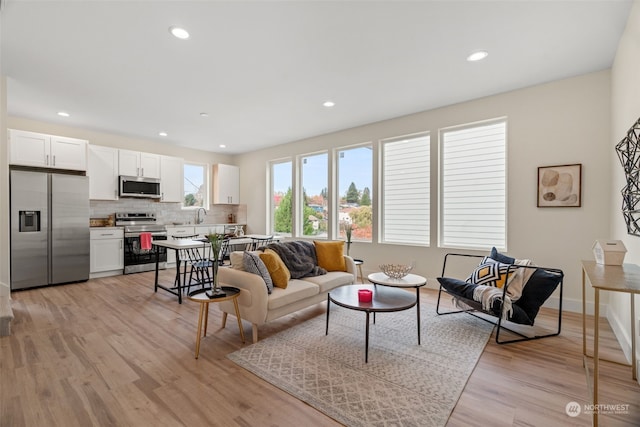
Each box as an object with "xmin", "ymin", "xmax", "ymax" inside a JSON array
[
  {"xmin": 609, "ymin": 0, "xmax": 640, "ymax": 371},
  {"xmin": 236, "ymin": 70, "xmax": 612, "ymax": 314}
]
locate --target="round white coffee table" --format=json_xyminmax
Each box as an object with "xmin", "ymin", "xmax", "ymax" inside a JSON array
[{"xmin": 367, "ymin": 272, "xmax": 427, "ymax": 344}]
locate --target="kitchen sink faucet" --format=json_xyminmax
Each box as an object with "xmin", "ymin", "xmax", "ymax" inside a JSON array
[{"xmin": 196, "ymin": 207, "xmax": 206, "ymax": 224}]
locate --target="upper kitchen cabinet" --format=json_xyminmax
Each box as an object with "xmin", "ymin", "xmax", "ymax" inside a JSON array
[
  {"xmin": 9, "ymin": 129, "xmax": 88, "ymax": 171},
  {"xmin": 159, "ymin": 155, "xmax": 183, "ymax": 203},
  {"xmin": 213, "ymin": 164, "xmax": 239, "ymax": 204},
  {"xmin": 118, "ymin": 149, "xmax": 161, "ymax": 179},
  {"xmin": 88, "ymin": 145, "xmax": 119, "ymax": 200}
]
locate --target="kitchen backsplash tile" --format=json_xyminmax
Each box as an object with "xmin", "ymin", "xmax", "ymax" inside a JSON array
[{"xmin": 90, "ymin": 200, "xmax": 247, "ymax": 226}]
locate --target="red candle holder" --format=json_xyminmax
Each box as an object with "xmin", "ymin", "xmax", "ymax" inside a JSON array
[{"xmin": 358, "ymin": 289, "xmax": 372, "ymax": 303}]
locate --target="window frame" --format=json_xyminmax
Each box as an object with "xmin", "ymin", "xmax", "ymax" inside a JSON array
[
  {"xmin": 182, "ymin": 161, "xmax": 210, "ymax": 210},
  {"xmin": 438, "ymin": 118, "xmax": 508, "ymax": 251},
  {"xmin": 268, "ymin": 158, "xmax": 294, "ymax": 237},
  {"xmin": 298, "ymin": 151, "xmax": 329, "ymax": 238},
  {"xmin": 379, "ymin": 131, "xmax": 431, "ymax": 247},
  {"xmin": 334, "ymin": 142, "xmax": 374, "ymax": 243}
]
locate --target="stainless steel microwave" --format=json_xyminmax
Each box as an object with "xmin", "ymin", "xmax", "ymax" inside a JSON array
[{"xmin": 119, "ymin": 175, "xmax": 161, "ymax": 199}]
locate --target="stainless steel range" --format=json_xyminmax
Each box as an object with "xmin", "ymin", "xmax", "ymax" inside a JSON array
[{"xmin": 116, "ymin": 212, "xmax": 167, "ymax": 274}]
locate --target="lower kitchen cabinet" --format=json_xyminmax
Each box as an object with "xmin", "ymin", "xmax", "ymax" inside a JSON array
[{"xmin": 90, "ymin": 228, "xmax": 124, "ymax": 277}]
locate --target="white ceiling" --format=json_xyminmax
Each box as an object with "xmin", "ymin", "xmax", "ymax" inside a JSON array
[{"xmin": 1, "ymin": 0, "xmax": 633, "ymax": 154}]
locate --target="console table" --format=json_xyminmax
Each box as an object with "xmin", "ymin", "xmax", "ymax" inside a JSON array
[{"xmin": 581, "ymin": 260, "xmax": 640, "ymax": 426}]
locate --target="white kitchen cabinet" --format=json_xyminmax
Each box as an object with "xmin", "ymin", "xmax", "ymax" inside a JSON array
[
  {"xmin": 90, "ymin": 228, "xmax": 124, "ymax": 276},
  {"xmin": 160, "ymin": 155, "xmax": 184, "ymax": 203},
  {"xmin": 9, "ymin": 129, "xmax": 87, "ymax": 171},
  {"xmin": 166, "ymin": 226, "xmax": 196, "ymax": 266},
  {"xmin": 118, "ymin": 149, "xmax": 161, "ymax": 179},
  {"xmin": 88, "ymin": 145, "xmax": 119, "ymax": 200},
  {"xmin": 213, "ymin": 164, "xmax": 240, "ymax": 204}
]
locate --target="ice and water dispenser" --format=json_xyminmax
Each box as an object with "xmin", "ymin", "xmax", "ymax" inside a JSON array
[{"xmin": 19, "ymin": 211, "xmax": 41, "ymax": 232}]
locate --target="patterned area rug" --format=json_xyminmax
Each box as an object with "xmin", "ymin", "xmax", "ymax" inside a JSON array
[{"xmin": 228, "ymin": 304, "xmax": 494, "ymax": 427}]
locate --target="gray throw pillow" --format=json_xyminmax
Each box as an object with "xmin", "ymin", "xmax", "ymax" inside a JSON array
[{"xmin": 243, "ymin": 251, "xmax": 273, "ymax": 294}]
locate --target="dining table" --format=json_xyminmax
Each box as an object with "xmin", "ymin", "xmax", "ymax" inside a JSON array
[{"xmin": 152, "ymin": 235, "xmax": 280, "ymax": 303}]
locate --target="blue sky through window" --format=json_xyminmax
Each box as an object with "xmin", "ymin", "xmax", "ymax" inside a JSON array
[{"xmin": 273, "ymin": 148, "xmax": 372, "ymax": 197}]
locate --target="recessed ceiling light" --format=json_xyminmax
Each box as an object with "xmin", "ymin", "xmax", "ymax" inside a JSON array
[
  {"xmin": 219, "ymin": 144, "xmax": 226, "ymax": 148},
  {"xmin": 159, "ymin": 132, "xmax": 168, "ymax": 137},
  {"xmin": 57, "ymin": 111, "xmax": 70, "ymax": 117},
  {"xmin": 169, "ymin": 26, "xmax": 189, "ymax": 40},
  {"xmin": 200, "ymin": 112, "xmax": 209, "ymax": 117},
  {"xmin": 467, "ymin": 51, "xmax": 488, "ymax": 62},
  {"xmin": 323, "ymin": 101, "xmax": 335, "ymax": 108}
]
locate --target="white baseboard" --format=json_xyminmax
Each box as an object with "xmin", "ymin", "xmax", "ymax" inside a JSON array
[{"xmin": 606, "ymin": 307, "xmax": 633, "ymax": 366}]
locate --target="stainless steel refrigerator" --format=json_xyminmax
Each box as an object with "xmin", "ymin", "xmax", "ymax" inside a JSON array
[{"xmin": 10, "ymin": 169, "xmax": 90, "ymax": 290}]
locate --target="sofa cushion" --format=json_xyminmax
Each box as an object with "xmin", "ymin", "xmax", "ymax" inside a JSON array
[
  {"xmin": 489, "ymin": 247, "xmax": 515, "ymax": 264},
  {"xmin": 437, "ymin": 277, "xmax": 534, "ymax": 325},
  {"xmin": 302, "ymin": 271, "xmax": 354, "ymax": 293},
  {"xmin": 314, "ymin": 240, "xmax": 346, "ymax": 272},
  {"xmin": 230, "ymin": 251, "xmax": 245, "ymax": 270},
  {"xmin": 514, "ymin": 269, "xmax": 562, "ymax": 324},
  {"xmin": 267, "ymin": 279, "xmax": 319, "ymax": 310},
  {"xmin": 243, "ymin": 251, "xmax": 273, "ymax": 294},
  {"xmin": 259, "ymin": 249, "xmax": 291, "ymax": 288},
  {"xmin": 466, "ymin": 257, "xmax": 514, "ymax": 288}
]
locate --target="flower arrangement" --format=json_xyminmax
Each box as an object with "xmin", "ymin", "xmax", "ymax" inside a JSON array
[
  {"xmin": 206, "ymin": 233, "xmax": 225, "ymax": 296},
  {"xmin": 343, "ymin": 222, "xmax": 353, "ymax": 256}
]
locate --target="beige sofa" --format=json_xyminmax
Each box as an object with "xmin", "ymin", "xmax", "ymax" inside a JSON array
[{"xmin": 218, "ymin": 252, "xmax": 356, "ymax": 343}]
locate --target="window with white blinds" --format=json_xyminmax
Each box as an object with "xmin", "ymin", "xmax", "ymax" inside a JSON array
[
  {"xmin": 440, "ymin": 120, "xmax": 506, "ymax": 250},
  {"xmin": 381, "ymin": 134, "xmax": 430, "ymax": 245}
]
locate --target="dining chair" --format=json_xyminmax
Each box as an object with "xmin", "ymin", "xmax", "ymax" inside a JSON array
[
  {"xmin": 247, "ymin": 236, "xmax": 274, "ymax": 251},
  {"xmin": 171, "ymin": 235, "xmax": 207, "ymax": 294}
]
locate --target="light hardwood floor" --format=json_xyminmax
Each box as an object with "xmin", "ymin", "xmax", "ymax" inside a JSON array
[{"xmin": 1, "ymin": 271, "xmax": 639, "ymax": 426}]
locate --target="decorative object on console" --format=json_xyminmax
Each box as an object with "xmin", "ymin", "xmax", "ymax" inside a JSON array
[
  {"xmin": 379, "ymin": 263, "xmax": 413, "ymax": 279},
  {"xmin": 592, "ymin": 239, "xmax": 627, "ymax": 265},
  {"xmin": 206, "ymin": 233, "xmax": 225, "ymax": 297},
  {"xmin": 537, "ymin": 163, "xmax": 582, "ymax": 207},
  {"xmin": 615, "ymin": 116, "xmax": 640, "ymax": 236}
]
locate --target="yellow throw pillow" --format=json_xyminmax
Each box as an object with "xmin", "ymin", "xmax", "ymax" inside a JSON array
[
  {"xmin": 259, "ymin": 249, "xmax": 291, "ymax": 288},
  {"xmin": 314, "ymin": 240, "xmax": 346, "ymax": 272}
]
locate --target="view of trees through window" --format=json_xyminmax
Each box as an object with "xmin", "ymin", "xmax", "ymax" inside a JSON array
[
  {"xmin": 301, "ymin": 153, "xmax": 328, "ymax": 237},
  {"xmin": 270, "ymin": 147, "xmax": 372, "ymax": 241},
  {"xmin": 338, "ymin": 145, "xmax": 373, "ymax": 241},
  {"xmin": 271, "ymin": 160, "xmax": 293, "ymax": 235},
  {"xmin": 183, "ymin": 163, "xmax": 207, "ymax": 208}
]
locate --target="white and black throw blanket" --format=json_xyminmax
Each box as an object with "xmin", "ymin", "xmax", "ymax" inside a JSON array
[{"xmin": 266, "ymin": 241, "xmax": 327, "ymax": 279}]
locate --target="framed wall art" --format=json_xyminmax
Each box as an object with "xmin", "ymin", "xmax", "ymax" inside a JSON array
[{"xmin": 537, "ymin": 163, "xmax": 582, "ymax": 207}]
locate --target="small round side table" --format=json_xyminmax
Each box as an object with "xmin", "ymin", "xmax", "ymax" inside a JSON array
[
  {"xmin": 367, "ymin": 272, "xmax": 427, "ymax": 344},
  {"xmin": 187, "ymin": 286, "xmax": 245, "ymax": 359}
]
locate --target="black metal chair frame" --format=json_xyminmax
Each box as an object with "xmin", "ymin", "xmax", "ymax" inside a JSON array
[
  {"xmin": 219, "ymin": 238, "xmax": 231, "ymax": 266},
  {"xmin": 172, "ymin": 235, "xmax": 213, "ymax": 294},
  {"xmin": 247, "ymin": 236, "xmax": 274, "ymax": 252},
  {"xmin": 435, "ymin": 253, "xmax": 564, "ymax": 344}
]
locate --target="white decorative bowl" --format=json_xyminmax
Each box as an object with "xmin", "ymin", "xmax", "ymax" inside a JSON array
[{"xmin": 379, "ymin": 264, "xmax": 413, "ymax": 279}]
